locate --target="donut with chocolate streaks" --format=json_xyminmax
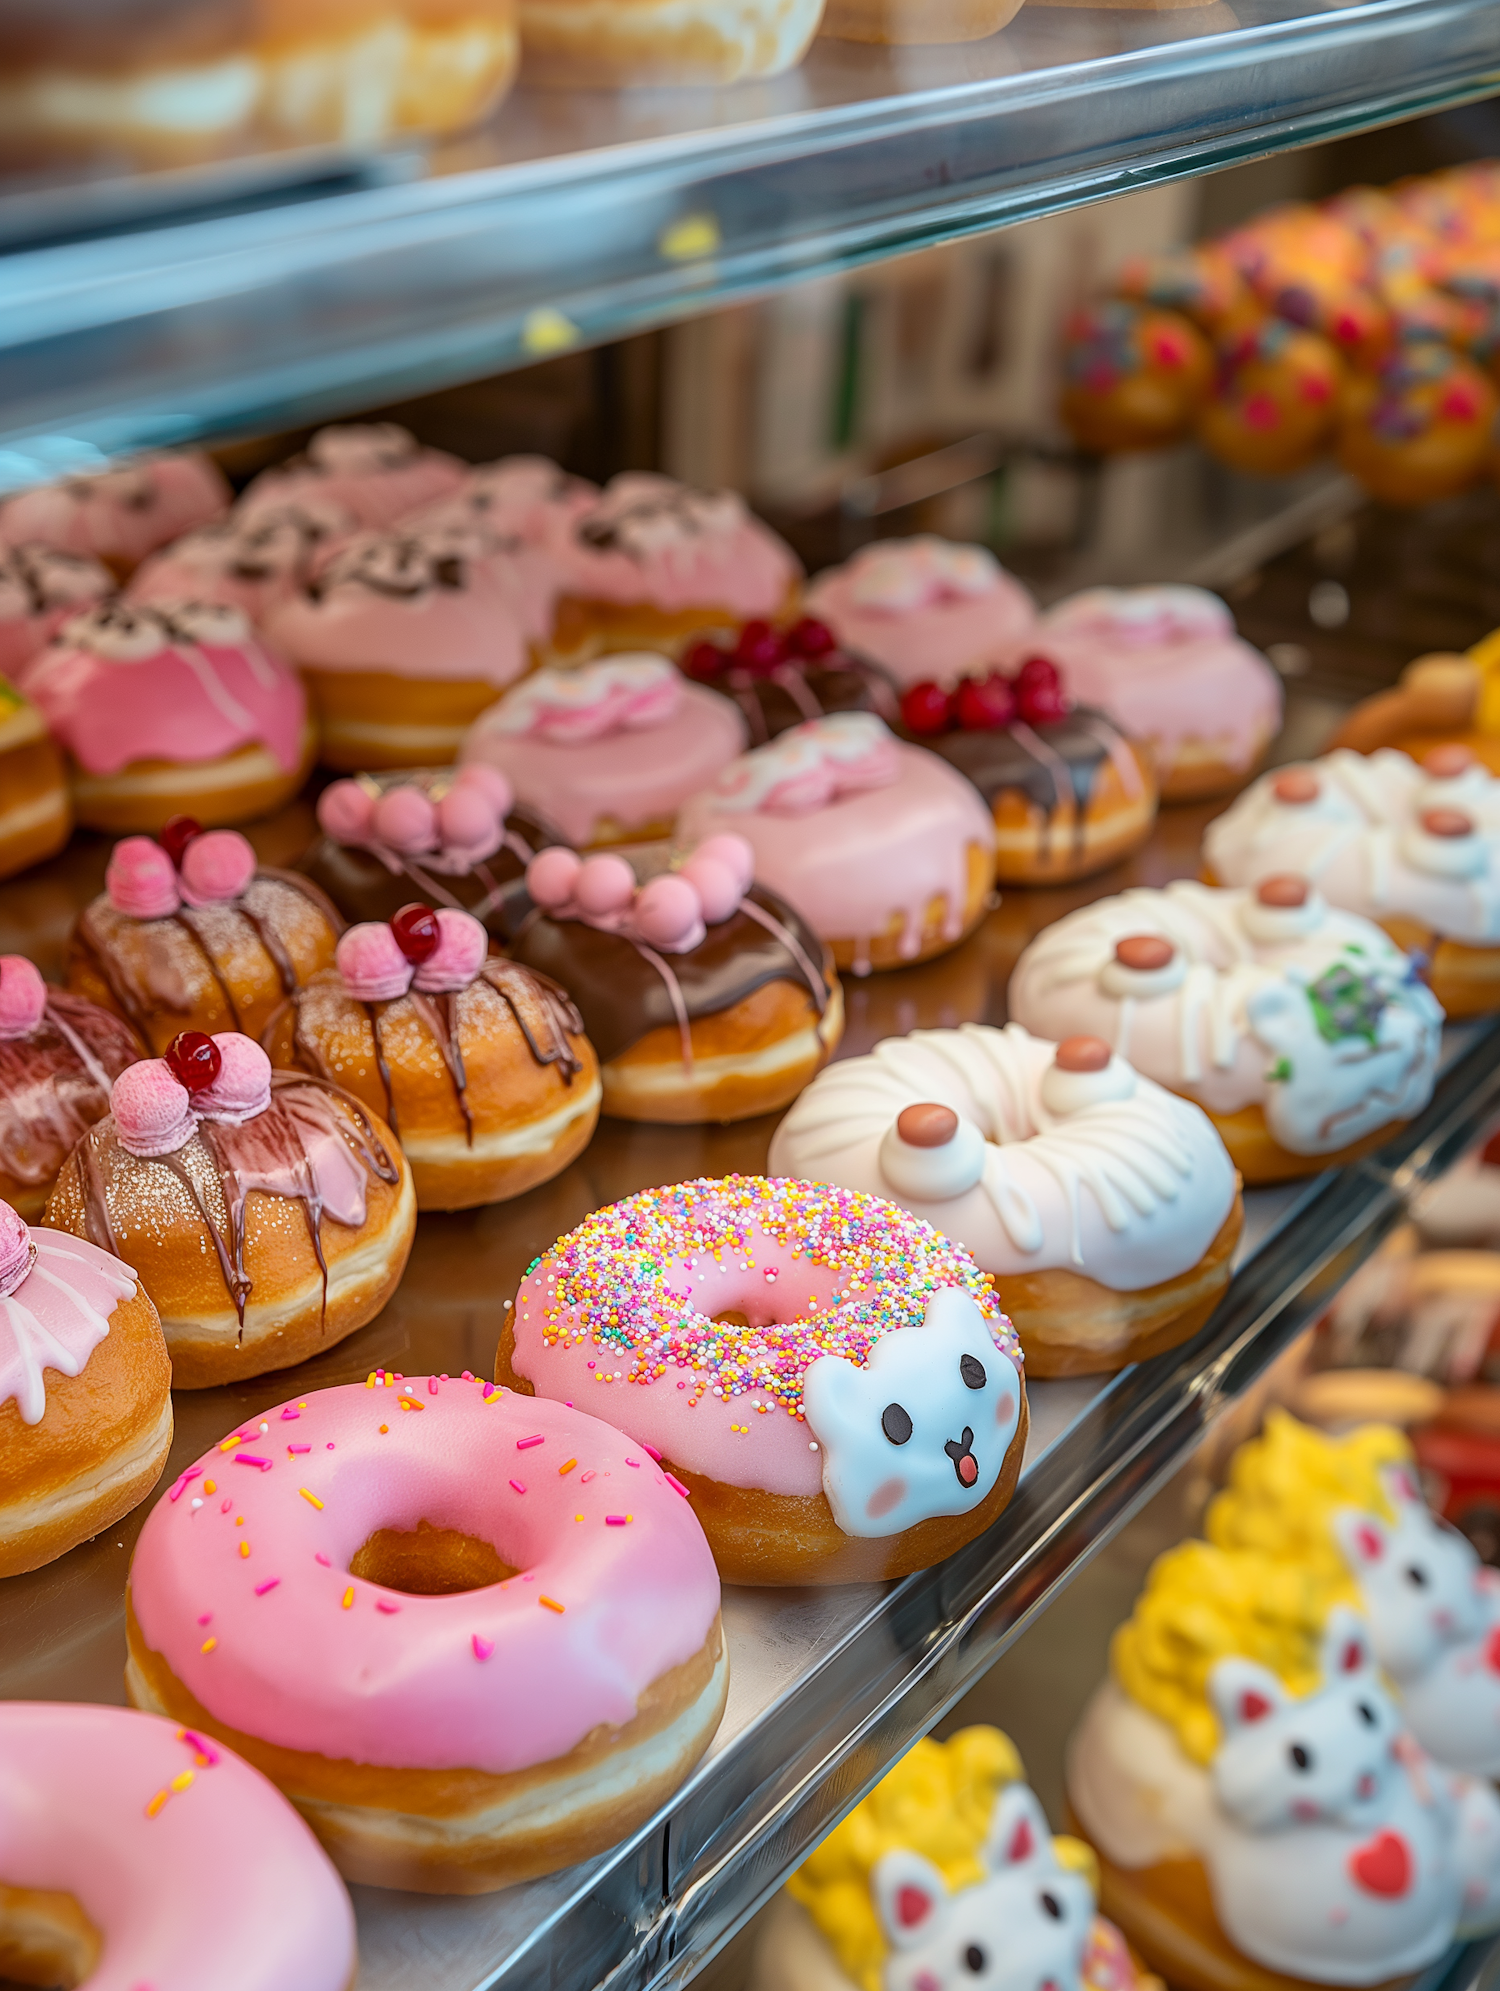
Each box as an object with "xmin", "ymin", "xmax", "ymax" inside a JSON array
[
  {"xmin": 495, "ymin": 837, "xmax": 843, "ymax": 1124},
  {"xmin": 0, "ymin": 669, "xmax": 71, "ymax": 880},
  {"xmin": 0, "ymin": 542, "xmax": 113, "ymax": 677},
  {"xmin": 0, "ymin": 455, "xmax": 228, "ymax": 580},
  {"xmin": 68, "ymin": 824, "xmax": 343, "ymax": 1055},
  {"xmin": 262, "ymin": 906, "xmax": 600, "ymax": 1210},
  {"xmin": 680, "ymin": 617, "xmax": 901, "ymax": 746},
  {"xmin": 45, "ymin": 1035, "xmax": 414, "ymax": 1388}
]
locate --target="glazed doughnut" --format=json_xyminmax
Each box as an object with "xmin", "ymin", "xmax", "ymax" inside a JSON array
[
  {"xmin": 1195, "ymin": 319, "xmax": 1344, "ymax": 478},
  {"xmin": 899, "ymin": 657, "xmax": 1158, "ymax": 884},
  {"xmin": 499, "ymin": 836, "xmax": 842, "ymax": 1124},
  {"xmin": 301, "ymin": 763, "xmax": 558, "ymax": 932},
  {"xmin": 126, "ymin": 1379, "xmax": 727, "ymax": 1893},
  {"xmin": 680, "ymin": 615, "xmax": 902, "ymax": 745},
  {"xmin": 1007, "ymin": 878, "xmax": 1443, "ymax": 1185},
  {"xmin": 524, "ymin": 0, "xmax": 822, "ymax": 79},
  {"xmin": 1339, "ymin": 346, "xmax": 1497, "ymax": 505},
  {"xmin": 1202, "ymin": 748, "xmax": 1500, "ymax": 1018},
  {"xmin": 45, "ymin": 1034, "xmax": 415, "ymax": 1387},
  {"xmin": 0, "ymin": 1197, "xmax": 169, "ymax": 1577},
  {"xmin": 497, "ymin": 1175, "xmax": 1027, "ymax": 1585},
  {"xmin": 460, "ymin": 653, "xmax": 747, "ymax": 847},
  {"xmin": 69, "ymin": 824, "xmax": 343, "ymax": 1054},
  {"xmin": 1059, "ymin": 302, "xmax": 1213, "ymax": 454},
  {"xmin": 678, "ymin": 713, "xmax": 996, "ymax": 976},
  {"xmin": 0, "ymin": 542, "xmax": 113, "ymax": 676},
  {"xmin": 1026, "ymin": 587, "xmax": 1283, "ymax": 804},
  {"xmin": 801, "ymin": 537, "xmax": 1037, "ymax": 690},
  {"xmin": 129, "ymin": 495, "xmax": 357, "ymax": 627},
  {"xmin": 0, "ymin": 669, "xmax": 70, "ymax": 880},
  {"xmin": 18, "ymin": 600, "xmax": 315, "ymax": 831},
  {"xmin": 544, "ymin": 473, "xmax": 802, "ymax": 666},
  {"xmin": 768, "ymin": 1023, "xmax": 1243, "ymax": 1377},
  {"xmin": 263, "ymin": 905, "xmax": 601, "ymax": 1209},
  {"xmin": 0, "ymin": 954, "xmax": 143, "ymax": 1220},
  {"xmin": 0, "ymin": 1703, "xmax": 355, "ymax": 1991},
  {"xmin": 237, "ymin": 424, "xmax": 465, "ymax": 533},
  {"xmin": 0, "ymin": 454, "xmax": 228, "ymax": 579}
]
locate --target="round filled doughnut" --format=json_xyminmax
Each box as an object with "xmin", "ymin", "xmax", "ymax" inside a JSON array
[
  {"xmin": 0, "ymin": 668, "xmax": 71, "ymax": 881},
  {"xmin": 237, "ymin": 424, "xmax": 464, "ymax": 534},
  {"xmin": 0, "ymin": 1702, "xmax": 355, "ymax": 1991},
  {"xmin": 768, "ymin": 1022, "xmax": 1243, "ymax": 1377},
  {"xmin": 0, "ymin": 1193, "xmax": 170, "ymax": 1577},
  {"xmin": 0, "ymin": 453, "xmax": 229, "ymax": 580},
  {"xmin": 1059, "ymin": 301, "xmax": 1213, "ymax": 453},
  {"xmin": 1339, "ymin": 345, "xmax": 1497, "ymax": 505},
  {"xmin": 497, "ymin": 1175, "xmax": 1027, "ymax": 1585},
  {"xmin": 1195, "ymin": 318, "xmax": 1344, "ymax": 478},
  {"xmin": 125, "ymin": 1378, "xmax": 727, "ymax": 1894}
]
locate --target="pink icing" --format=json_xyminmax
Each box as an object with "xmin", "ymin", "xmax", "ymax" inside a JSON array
[
  {"xmin": 23, "ymin": 602, "xmax": 306, "ymax": 777},
  {"xmin": 266, "ymin": 532, "xmax": 528, "ymax": 687},
  {"xmin": 112, "ymin": 1060, "xmax": 197, "ymax": 1159},
  {"xmin": 237, "ymin": 424, "xmax": 465, "ymax": 533},
  {"xmin": 106, "ymin": 837, "xmax": 180, "ymax": 920},
  {"xmin": 0, "ymin": 956, "xmax": 47, "ymax": 1040},
  {"xmin": 128, "ymin": 497, "xmax": 356, "ymax": 625},
  {"xmin": 335, "ymin": 924, "xmax": 413, "ymax": 1002},
  {"xmin": 548, "ymin": 473, "xmax": 801, "ymax": 616},
  {"xmin": 0, "ymin": 544, "xmax": 113, "ymax": 677},
  {"xmin": 462, "ymin": 672, "xmax": 746, "ymax": 847},
  {"xmin": 0, "ymin": 1702, "xmax": 355, "ymax": 1990},
  {"xmin": 128, "ymin": 1380, "xmax": 722, "ymax": 1774},
  {"xmin": 804, "ymin": 538, "xmax": 1037, "ymax": 690},
  {"xmin": 193, "ymin": 1035, "xmax": 273, "ymax": 1124},
  {"xmin": 413, "ymin": 455, "xmax": 598, "ymax": 549},
  {"xmin": 1027, "ymin": 586, "xmax": 1283, "ymax": 766},
  {"xmin": 489, "ymin": 654, "xmax": 683, "ymax": 743},
  {"xmin": 411, "ymin": 909, "xmax": 488, "ymax": 993},
  {"xmin": 0, "ymin": 454, "xmax": 229, "ymax": 567},
  {"xmin": 706, "ymin": 711, "xmax": 901, "ymax": 815},
  {"xmin": 178, "ymin": 830, "xmax": 257, "ymax": 908},
  {"xmin": 678, "ymin": 722, "xmax": 995, "ymax": 969},
  {"xmin": 395, "ymin": 495, "xmax": 561, "ymax": 643},
  {"xmin": 0, "ymin": 1219, "xmax": 138, "ymax": 1424}
]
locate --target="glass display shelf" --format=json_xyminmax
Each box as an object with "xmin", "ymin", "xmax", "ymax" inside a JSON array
[
  {"xmin": 4, "ymin": 780, "xmax": 1499, "ymax": 1991},
  {"xmin": 2, "ymin": 0, "xmax": 1499, "ymax": 491}
]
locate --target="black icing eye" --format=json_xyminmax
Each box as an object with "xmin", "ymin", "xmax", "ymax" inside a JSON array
[
  {"xmin": 1404, "ymin": 1564, "xmax": 1429, "ymax": 1588},
  {"xmin": 965, "ymin": 1944, "xmax": 987, "ymax": 1972},
  {"xmin": 960, "ymin": 1353, "xmax": 987, "ymax": 1390},
  {"xmin": 1356, "ymin": 1701, "xmax": 1378, "ymax": 1727},
  {"xmin": 882, "ymin": 1403, "xmax": 913, "ymax": 1446},
  {"xmin": 1289, "ymin": 1743, "xmax": 1313, "ymax": 1772},
  {"xmin": 1040, "ymin": 1893, "xmax": 1063, "ymax": 1921}
]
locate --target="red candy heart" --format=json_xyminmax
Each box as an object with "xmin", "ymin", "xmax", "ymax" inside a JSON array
[
  {"xmin": 159, "ymin": 815, "xmax": 203, "ymax": 869},
  {"xmin": 165, "ymin": 1030, "xmax": 221, "ymax": 1093},
  {"xmin": 391, "ymin": 903, "xmax": 441, "ymax": 963},
  {"xmin": 1349, "ymin": 1831, "xmax": 1412, "ymax": 1899},
  {"xmin": 901, "ymin": 681, "xmax": 954, "ymax": 736}
]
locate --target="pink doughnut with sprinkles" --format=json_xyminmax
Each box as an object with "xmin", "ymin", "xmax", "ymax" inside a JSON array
[
  {"xmin": 125, "ymin": 1377, "xmax": 726, "ymax": 1894},
  {"xmin": 497, "ymin": 1176, "xmax": 1027, "ymax": 1585}
]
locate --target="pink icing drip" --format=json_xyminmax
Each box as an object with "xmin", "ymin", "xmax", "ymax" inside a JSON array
[
  {"xmin": 193, "ymin": 1034, "xmax": 273, "ymax": 1124},
  {"xmin": 106, "ymin": 837, "xmax": 180, "ymax": 920},
  {"xmin": 410, "ymin": 909, "xmax": 488, "ymax": 993},
  {"xmin": 0, "ymin": 956, "xmax": 47, "ymax": 1040},
  {"xmin": 0, "ymin": 1225, "xmax": 138, "ymax": 1424},
  {"xmin": 335, "ymin": 924, "xmax": 414, "ymax": 1002},
  {"xmin": 178, "ymin": 831, "xmax": 257, "ymax": 908},
  {"xmin": 112, "ymin": 1060, "xmax": 197, "ymax": 1158}
]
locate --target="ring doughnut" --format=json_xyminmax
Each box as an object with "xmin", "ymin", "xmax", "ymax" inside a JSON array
[
  {"xmin": 0, "ymin": 1701, "xmax": 355, "ymax": 1991},
  {"xmin": 497, "ymin": 1175, "xmax": 1027, "ymax": 1585},
  {"xmin": 126, "ymin": 1379, "xmax": 727, "ymax": 1894},
  {"xmin": 768, "ymin": 1022, "xmax": 1243, "ymax": 1377}
]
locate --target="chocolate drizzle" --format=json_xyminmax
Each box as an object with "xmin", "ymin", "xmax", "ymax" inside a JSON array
[
  {"xmin": 408, "ymin": 991, "xmax": 473, "ymax": 1146},
  {"xmin": 711, "ymin": 655, "xmax": 900, "ymax": 746},
  {"xmin": 928, "ymin": 706, "xmax": 1140, "ymax": 861},
  {"xmin": 0, "ymin": 993, "xmax": 141, "ymax": 1193}
]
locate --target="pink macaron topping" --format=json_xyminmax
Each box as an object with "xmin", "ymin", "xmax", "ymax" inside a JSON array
[
  {"xmin": 0, "ymin": 956, "xmax": 48, "ymax": 1040},
  {"xmin": 317, "ymin": 780, "xmax": 377, "ymax": 843},
  {"xmin": 106, "ymin": 836, "xmax": 181, "ymax": 920},
  {"xmin": 575, "ymin": 854, "xmax": 637, "ymax": 917},
  {"xmin": 633, "ymin": 875, "xmax": 706, "ymax": 952},
  {"xmin": 452, "ymin": 762, "xmax": 513, "ymax": 816},
  {"xmin": 372, "ymin": 788, "xmax": 439, "ymax": 855},
  {"xmin": 693, "ymin": 833, "xmax": 756, "ymax": 892},
  {"xmin": 523, "ymin": 838, "xmax": 749, "ymax": 955},
  {"xmin": 192, "ymin": 1033, "xmax": 273, "ymax": 1124},
  {"xmin": 410, "ymin": 909, "xmax": 488, "ymax": 994},
  {"xmin": 525, "ymin": 848, "xmax": 582, "ymax": 910},
  {"xmin": 435, "ymin": 785, "xmax": 498, "ymax": 859},
  {"xmin": 0, "ymin": 1199, "xmax": 33, "ymax": 1299},
  {"xmin": 177, "ymin": 830, "xmax": 257, "ymax": 908},
  {"xmin": 112, "ymin": 1060, "xmax": 198, "ymax": 1158},
  {"xmin": 678, "ymin": 853, "xmax": 742, "ymax": 924},
  {"xmin": 336, "ymin": 923, "xmax": 415, "ymax": 1003}
]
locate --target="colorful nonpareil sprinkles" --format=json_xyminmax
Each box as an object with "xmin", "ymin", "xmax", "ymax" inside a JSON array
[{"xmin": 520, "ymin": 1176, "xmax": 1012, "ymax": 1418}]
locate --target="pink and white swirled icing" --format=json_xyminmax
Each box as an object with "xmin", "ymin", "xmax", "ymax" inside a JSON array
[
  {"xmin": 0, "ymin": 454, "xmax": 230, "ymax": 568},
  {"xmin": 0, "ymin": 544, "xmax": 113, "ymax": 676},
  {"xmin": 549, "ymin": 473, "xmax": 801, "ymax": 616},
  {"xmin": 237, "ymin": 423, "xmax": 464, "ymax": 532},
  {"xmin": 803, "ymin": 537, "xmax": 1038, "ymax": 690},
  {"xmin": 0, "ymin": 1198, "xmax": 138, "ymax": 1425}
]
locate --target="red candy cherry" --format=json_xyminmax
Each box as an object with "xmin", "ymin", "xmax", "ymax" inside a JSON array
[
  {"xmin": 787, "ymin": 616, "xmax": 836, "ymax": 659},
  {"xmin": 901, "ymin": 680, "xmax": 955, "ymax": 736},
  {"xmin": 955, "ymin": 673, "xmax": 1017, "ymax": 732},
  {"xmin": 159, "ymin": 814, "xmax": 203, "ymax": 868},
  {"xmin": 1014, "ymin": 654, "xmax": 1072, "ymax": 725},
  {"xmin": 166, "ymin": 1030, "xmax": 221, "ymax": 1093},
  {"xmin": 391, "ymin": 903, "xmax": 441, "ymax": 963},
  {"xmin": 734, "ymin": 620, "xmax": 786, "ymax": 673},
  {"xmin": 682, "ymin": 639, "xmax": 726, "ymax": 683}
]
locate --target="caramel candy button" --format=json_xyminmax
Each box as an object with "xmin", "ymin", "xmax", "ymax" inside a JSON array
[
  {"xmin": 896, "ymin": 1102, "xmax": 959, "ymax": 1148},
  {"xmin": 1273, "ymin": 770, "xmax": 1320, "ymax": 804},
  {"xmin": 1114, "ymin": 934, "xmax": 1175, "ymax": 972},
  {"xmin": 1055, "ymin": 1036, "xmax": 1112, "ymax": 1074},
  {"xmin": 1424, "ymin": 743, "xmax": 1475, "ymax": 779},
  {"xmin": 1420, "ymin": 807, "xmax": 1474, "ymax": 839},
  {"xmin": 1256, "ymin": 874, "xmax": 1310, "ymax": 908}
]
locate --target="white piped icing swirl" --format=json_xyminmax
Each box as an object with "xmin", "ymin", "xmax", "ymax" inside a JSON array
[
  {"xmin": 704, "ymin": 712, "xmax": 902, "ymax": 816},
  {"xmin": 846, "ymin": 536, "xmax": 1003, "ymax": 612}
]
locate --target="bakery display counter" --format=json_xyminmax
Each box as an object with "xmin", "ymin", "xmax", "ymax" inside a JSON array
[
  {"xmin": 5, "ymin": 764, "xmax": 1499, "ymax": 1991},
  {"xmin": 4, "ymin": 0, "xmax": 1500, "ymax": 491}
]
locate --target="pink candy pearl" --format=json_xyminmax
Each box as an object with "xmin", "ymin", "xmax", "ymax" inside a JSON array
[
  {"xmin": 526, "ymin": 848, "xmax": 582, "ymax": 910},
  {"xmin": 0, "ymin": 956, "xmax": 47, "ymax": 1039},
  {"xmin": 694, "ymin": 833, "xmax": 755, "ymax": 893},
  {"xmin": 106, "ymin": 836, "xmax": 180, "ymax": 920},
  {"xmin": 373, "ymin": 788, "xmax": 438, "ymax": 854},
  {"xmin": 576, "ymin": 854, "xmax": 636, "ymax": 916},
  {"xmin": 318, "ymin": 780, "xmax": 376, "ymax": 841},
  {"xmin": 437, "ymin": 787, "xmax": 494, "ymax": 853},
  {"xmin": 634, "ymin": 875, "xmax": 701, "ymax": 948},
  {"xmin": 454, "ymin": 762, "xmax": 513, "ymax": 817},
  {"xmin": 0, "ymin": 1197, "xmax": 29, "ymax": 1296},
  {"xmin": 179, "ymin": 830, "xmax": 256, "ymax": 906},
  {"xmin": 679, "ymin": 855, "xmax": 740, "ymax": 924}
]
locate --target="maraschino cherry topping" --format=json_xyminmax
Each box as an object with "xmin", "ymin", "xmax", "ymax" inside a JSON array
[
  {"xmin": 900, "ymin": 655, "xmax": 1071, "ymax": 737},
  {"xmin": 159, "ymin": 815, "xmax": 203, "ymax": 868},
  {"xmin": 683, "ymin": 616, "xmax": 840, "ymax": 682},
  {"xmin": 391, "ymin": 903, "xmax": 441, "ymax": 963},
  {"xmin": 165, "ymin": 1030, "xmax": 221, "ymax": 1092}
]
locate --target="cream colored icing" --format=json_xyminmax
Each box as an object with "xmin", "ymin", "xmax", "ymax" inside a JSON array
[
  {"xmin": 803, "ymin": 538, "xmax": 1038, "ymax": 690},
  {"xmin": 0, "ymin": 544, "xmax": 113, "ymax": 677},
  {"xmin": 678, "ymin": 718, "xmax": 994, "ymax": 971},
  {"xmin": 767, "ymin": 1022, "xmax": 1237, "ymax": 1291},
  {"xmin": 237, "ymin": 423, "xmax": 465, "ymax": 532},
  {"xmin": 0, "ymin": 454, "xmax": 229, "ymax": 566},
  {"xmin": 1007, "ymin": 881, "xmax": 1442, "ymax": 1156},
  {"xmin": 1204, "ymin": 748, "xmax": 1500, "ymax": 944},
  {"xmin": 0, "ymin": 1224, "xmax": 138, "ymax": 1426},
  {"xmin": 549, "ymin": 472, "xmax": 801, "ymax": 615}
]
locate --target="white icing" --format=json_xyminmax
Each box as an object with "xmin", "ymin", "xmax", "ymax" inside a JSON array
[
  {"xmin": 768, "ymin": 1022, "xmax": 1236, "ymax": 1290},
  {"xmin": 1007, "ymin": 881, "xmax": 1443, "ymax": 1157},
  {"xmin": 160, "ymin": 600, "xmax": 252, "ymax": 647},
  {"xmin": 1039, "ymin": 1054, "xmax": 1137, "ymax": 1116},
  {"xmin": 575, "ymin": 472, "xmax": 745, "ymax": 556},
  {"xmin": 1044, "ymin": 584, "xmax": 1233, "ymax": 647},
  {"xmin": 318, "ymin": 530, "xmax": 468, "ymax": 597},
  {"xmin": 878, "ymin": 1116, "xmax": 987, "ymax": 1200},
  {"xmin": 59, "ymin": 602, "xmax": 170, "ymax": 662},
  {"xmin": 1238, "ymin": 890, "xmax": 1328, "ymax": 944},
  {"xmin": 307, "ymin": 422, "xmax": 417, "ymax": 473},
  {"xmin": 0, "ymin": 1231, "xmax": 137, "ymax": 1426},
  {"xmin": 707, "ymin": 713, "xmax": 901, "ymax": 816},
  {"xmin": 0, "ymin": 544, "xmax": 110, "ymax": 617},
  {"xmin": 845, "ymin": 536, "xmax": 1003, "ymax": 614},
  {"xmin": 1203, "ymin": 747, "xmax": 1500, "ymax": 945},
  {"xmin": 1098, "ymin": 952, "xmax": 1186, "ymax": 1000},
  {"xmin": 483, "ymin": 655, "xmax": 680, "ymax": 742},
  {"xmin": 802, "ymin": 1287, "xmax": 1020, "ymax": 1539}
]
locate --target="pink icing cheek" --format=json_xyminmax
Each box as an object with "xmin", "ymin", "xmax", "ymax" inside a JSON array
[
  {"xmin": 0, "ymin": 1198, "xmax": 31, "ymax": 1295},
  {"xmin": 679, "ymin": 855, "xmax": 741, "ymax": 924},
  {"xmin": 526, "ymin": 848, "xmax": 582, "ymax": 909},
  {"xmin": 694, "ymin": 834, "xmax": 755, "ymax": 891},
  {"xmin": 866, "ymin": 1477, "xmax": 906, "ymax": 1520},
  {"xmin": 454, "ymin": 762, "xmax": 514, "ymax": 817},
  {"xmin": 373, "ymin": 788, "xmax": 438, "ymax": 854},
  {"xmin": 106, "ymin": 836, "xmax": 180, "ymax": 920},
  {"xmin": 436, "ymin": 786, "xmax": 496, "ymax": 853},
  {"xmin": 634, "ymin": 876, "xmax": 701, "ymax": 949},
  {"xmin": 575, "ymin": 854, "xmax": 635, "ymax": 916},
  {"xmin": 317, "ymin": 780, "xmax": 377, "ymax": 842},
  {"xmin": 178, "ymin": 829, "xmax": 256, "ymax": 907},
  {"xmin": 0, "ymin": 956, "xmax": 47, "ymax": 1040}
]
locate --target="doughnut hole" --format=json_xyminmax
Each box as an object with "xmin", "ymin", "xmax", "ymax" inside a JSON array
[
  {"xmin": 0, "ymin": 1883, "xmax": 102, "ymax": 1989},
  {"xmin": 349, "ymin": 1518, "xmax": 519, "ymax": 1595}
]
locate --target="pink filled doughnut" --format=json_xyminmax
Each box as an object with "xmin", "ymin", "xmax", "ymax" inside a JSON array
[
  {"xmin": 0, "ymin": 1701, "xmax": 354, "ymax": 1991},
  {"xmin": 126, "ymin": 1377, "xmax": 727, "ymax": 1894}
]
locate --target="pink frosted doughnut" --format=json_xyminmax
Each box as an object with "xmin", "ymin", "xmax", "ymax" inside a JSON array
[
  {"xmin": 501, "ymin": 1176, "xmax": 1026, "ymax": 1587},
  {"xmin": 126, "ymin": 1378, "xmax": 727, "ymax": 1893},
  {"xmin": 0, "ymin": 1701, "xmax": 354, "ymax": 1991},
  {"xmin": 803, "ymin": 536, "xmax": 1037, "ymax": 690}
]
